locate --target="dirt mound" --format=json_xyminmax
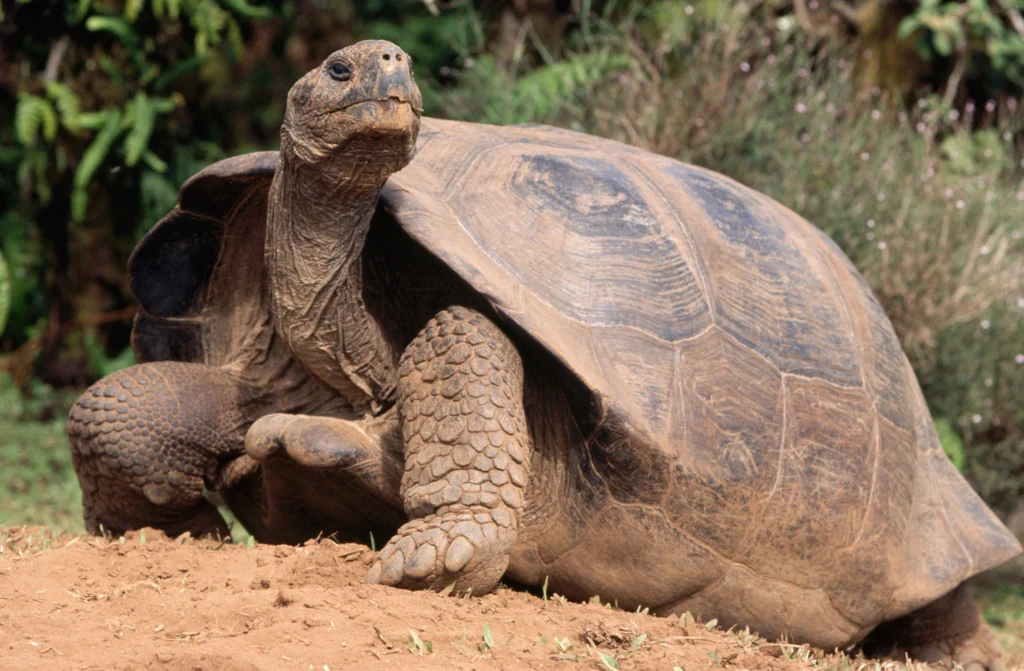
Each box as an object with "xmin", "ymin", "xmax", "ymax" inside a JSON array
[{"xmin": 0, "ymin": 526, "xmax": 906, "ymax": 670}]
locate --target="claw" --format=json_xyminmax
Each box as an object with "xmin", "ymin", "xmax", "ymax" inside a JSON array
[
  {"xmin": 444, "ymin": 536, "xmax": 474, "ymax": 573},
  {"xmin": 380, "ymin": 551, "xmax": 406, "ymax": 585},
  {"xmin": 405, "ymin": 543, "xmax": 438, "ymax": 579}
]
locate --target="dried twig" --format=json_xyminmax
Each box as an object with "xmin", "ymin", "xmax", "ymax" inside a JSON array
[{"xmin": 43, "ymin": 36, "xmax": 69, "ymax": 83}]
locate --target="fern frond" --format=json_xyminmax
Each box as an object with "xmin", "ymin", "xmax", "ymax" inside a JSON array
[
  {"xmin": 70, "ymin": 0, "xmax": 92, "ymax": 23},
  {"xmin": 124, "ymin": 93, "xmax": 156, "ymax": 166},
  {"xmin": 141, "ymin": 150, "xmax": 168, "ymax": 172},
  {"xmin": 15, "ymin": 150, "xmax": 51, "ymax": 204},
  {"xmin": 71, "ymin": 188, "xmax": 89, "ymax": 224},
  {"xmin": 125, "ymin": 0, "xmax": 145, "ymax": 21},
  {"xmin": 45, "ymin": 81, "xmax": 82, "ymax": 131},
  {"xmin": 73, "ymin": 110, "xmax": 124, "ymax": 220},
  {"xmin": 75, "ymin": 110, "xmax": 116, "ymax": 130},
  {"xmin": 512, "ymin": 50, "xmax": 632, "ymax": 121},
  {"xmin": 219, "ymin": 0, "xmax": 271, "ymax": 19},
  {"xmin": 32, "ymin": 150, "xmax": 52, "ymax": 202},
  {"xmin": 85, "ymin": 16, "xmax": 138, "ymax": 49},
  {"xmin": 227, "ymin": 15, "xmax": 243, "ymax": 59},
  {"xmin": 15, "ymin": 95, "xmax": 56, "ymax": 147}
]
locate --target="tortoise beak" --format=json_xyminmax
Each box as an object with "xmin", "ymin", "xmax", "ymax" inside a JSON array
[{"xmin": 360, "ymin": 43, "xmax": 423, "ymax": 115}]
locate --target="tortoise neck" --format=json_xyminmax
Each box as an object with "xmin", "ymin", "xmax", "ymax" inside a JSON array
[{"xmin": 265, "ymin": 150, "xmax": 398, "ymax": 412}]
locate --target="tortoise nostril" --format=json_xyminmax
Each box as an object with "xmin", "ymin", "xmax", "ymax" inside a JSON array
[
  {"xmin": 395, "ymin": 54, "xmax": 403, "ymax": 61},
  {"xmin": 382, "ymin": 53, "xmax": 391, "ymax": 61}
]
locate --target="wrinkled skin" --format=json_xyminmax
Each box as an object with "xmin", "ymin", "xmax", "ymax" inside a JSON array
[{"xmin": 68, "ymin": 40, "xmax": 1016, "ymax": 670}]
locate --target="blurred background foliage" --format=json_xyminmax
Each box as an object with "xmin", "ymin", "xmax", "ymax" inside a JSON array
[{"xmin": 0, "ymin": 0, "xmax": 1023, "ymax": 526}]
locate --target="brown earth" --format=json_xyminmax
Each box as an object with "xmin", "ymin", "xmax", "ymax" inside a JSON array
[{"xmin": 0, "ymin": 526, "xmax": 928, "ymax": 671}]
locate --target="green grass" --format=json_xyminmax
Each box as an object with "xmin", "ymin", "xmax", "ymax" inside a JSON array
[
  {"xmin": 976, "ymin": 571, "xmax": 1024, "ymax": 668},
  {"xmin": 0, "ymin": 414, "xmax": 83, "ymax": 532},
  {"xmin": 0, "ymin": 374, "xmax": 83, "ymax": 531}
]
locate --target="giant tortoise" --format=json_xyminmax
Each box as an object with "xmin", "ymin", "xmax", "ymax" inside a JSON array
[{"xmin": 68, "ymin": 40, "xmax": 1021, "ymax": 667}]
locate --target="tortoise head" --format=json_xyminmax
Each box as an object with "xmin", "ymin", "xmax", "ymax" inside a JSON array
[{"xmin": 282, "ymin": 40, "xmax": 422, "ymax": 178}]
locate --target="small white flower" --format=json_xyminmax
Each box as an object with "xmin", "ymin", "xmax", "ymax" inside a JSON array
[
  {"xmin": 877, "ymin": 241, "xmax": 887, "ymax": 250},
  {"xmin": 981, "ymin": 319, "xmax": 991, "ymax": 329},
  {"xmin": 973, "ymin": 414, "xmax": 982, "ymax": 424},
  {"xmin": 685, "ymin": 4, "xmax": 694, "ymax": 14},
  {"xmin": 871, "ymin": 109, "xmax": 881, "ymax": 120},
  {"xmin": 984, "ymin": 378, "xmax": 993, "ymax": 387},
  {"xmin": 800, "ymin": 132, "xmax": 811, "ymax": 143},
  {"xmin": 867, "ymin": 219, "xmax": 876, "ymax": 228},
  {"xmin": 916, "ymin": 122, "xmax": 926, "ymax": 133},
  {"xmin": 955, "ymin": 200, "xmax": 965, "ymax": 209},
  {"xmin": 796, "ymin": 103, "xmax": 807, "ymax": 113},
  {"xmin": 740, "ymin": 61, "xmax": 751, "ymax": 73},
  {"xmin": 877, "ymin": 192, "xmax": 886, "ymax": 201},
  {"xmin": 980, "ymin": 245, "xmax": 990, "ymax": 255},
  {"xmin": 985, "ymin": 99, "xmax": 996, "ymax": 112},
  {"xmin": 948, "ymin": 109, "xmax": 960, "ymax": 121},
  {"xmin": 1016, "ymin": 354, "xmax": 1024, "ymax": 364},
  {"xmin": 1016, "ymin": 297, "xmax": 1024, "ymax": 308},
  {"xmin": 860, "ymin": 151, "xmax": 870, "ymax": 161},
  {"xmin": 866, "ymin": 232, "xmax": 875, "ymax": 241}
]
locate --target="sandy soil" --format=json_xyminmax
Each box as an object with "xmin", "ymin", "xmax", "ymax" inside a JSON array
[{"xmin": 0, "ymin": 526, "xmax": 928, "ymax": 671}]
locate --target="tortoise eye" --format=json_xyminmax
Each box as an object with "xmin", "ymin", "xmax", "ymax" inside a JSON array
[{"xmin": 328, "ymin": 62, "xmax": 352, "ymax": 82}]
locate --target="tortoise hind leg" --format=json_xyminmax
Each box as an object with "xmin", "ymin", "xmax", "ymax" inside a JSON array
[
  {"xmin": 68, "ymin": 362, "xmax": 252, "ymax": 538},
  {"xmin": 862, "ymin": 583, "xmax": 1005, "ymax": 671}
]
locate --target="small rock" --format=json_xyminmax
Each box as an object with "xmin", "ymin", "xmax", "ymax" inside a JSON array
[
  {"xmin": 250, "ymin": 578, "xmax": 271, "ymax": 590},
  {"xmin": 274, "ymin": 588, "xmax": 296, "ymax": 607}
]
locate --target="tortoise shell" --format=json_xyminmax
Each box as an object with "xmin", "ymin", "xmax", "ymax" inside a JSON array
[{"xmin": 130, "ymin": 117, "xmax": 1020, "ymax": 645}]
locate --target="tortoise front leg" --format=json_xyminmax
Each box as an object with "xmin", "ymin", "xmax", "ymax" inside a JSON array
[
  {"xmin": 365, "ymin": 306, "xmax": 532, "ymax": 595},
  {"xmin": 68, "ymin": 362, "xmax": 251, "ymax": 538}
]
